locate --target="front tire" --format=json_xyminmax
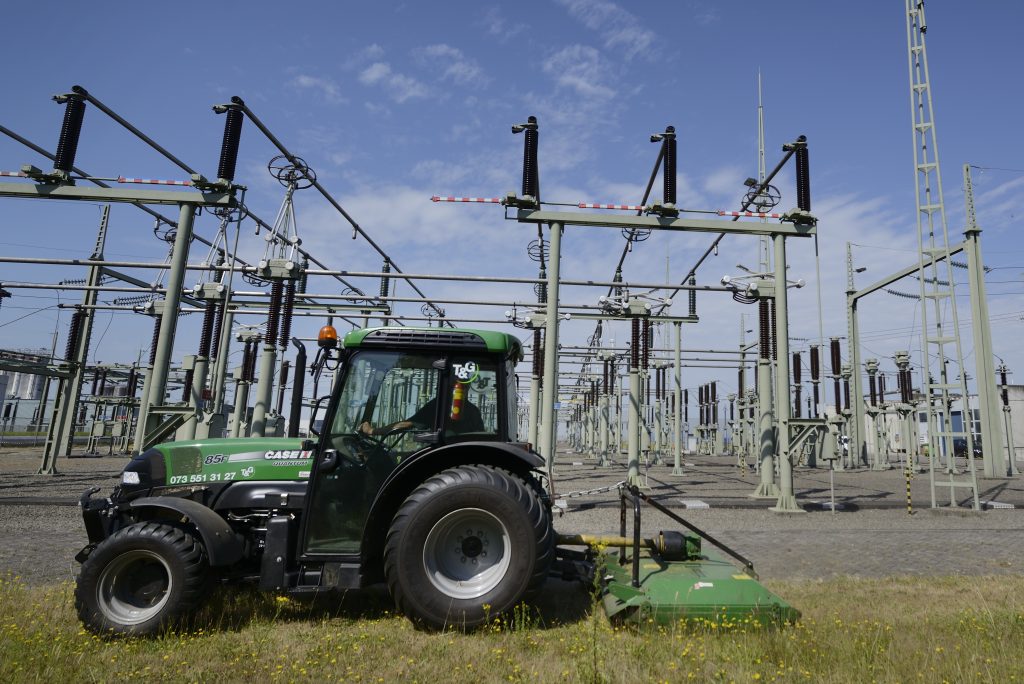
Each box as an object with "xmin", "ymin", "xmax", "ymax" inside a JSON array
[
  {"xmin": 384, "ymin": 465, "xmax": 553, "ymax": 630},
  {"xmin": 75, "ymin": 522, "xmax": 209, "ymax": 637}
]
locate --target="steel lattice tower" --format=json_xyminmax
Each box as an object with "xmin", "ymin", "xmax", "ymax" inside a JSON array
[{"xmin": 905, "ymin": 0, "xmax": 979, "ymax": 508}]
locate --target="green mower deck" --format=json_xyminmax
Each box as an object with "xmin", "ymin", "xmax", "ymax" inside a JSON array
[{"xmin": 600, "ymin": 546, "xmax": 800, "ymax": 628}]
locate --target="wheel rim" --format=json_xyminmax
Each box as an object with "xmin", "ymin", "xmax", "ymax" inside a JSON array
[
  {"xmin": 422, "ymin": 508, "xmax": 512, "ymax": 600},
  {"xmin": 96, "ymin": 549, "xmax": 173, "ymax": 625}
]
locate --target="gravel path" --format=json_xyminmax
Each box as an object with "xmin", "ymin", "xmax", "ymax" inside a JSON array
[{"xmin": 2, "ymin": 446, "xmax": 1023, "ymax": 586}]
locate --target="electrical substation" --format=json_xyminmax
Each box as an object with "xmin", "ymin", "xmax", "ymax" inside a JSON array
[
  {"xmin": 0, "ymin": 1, "xmax": 1022, "ymax": 631},
  {"xmin": 0, "ymin": 2, "xmax": 1018, "ymax": 511}
]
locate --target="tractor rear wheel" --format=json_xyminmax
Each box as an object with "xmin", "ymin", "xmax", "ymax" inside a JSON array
[
  {"xmin": 384, "ymin": 465, "xmax": 553, "ymax": 630},
  {"xmin": 75, "ymin": 522, "xmax": 210, "ymax": 637}
]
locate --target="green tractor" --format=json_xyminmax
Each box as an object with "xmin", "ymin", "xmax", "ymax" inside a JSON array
[{"xmin": 75, "ymin": 326, "xmax": 797, "ymax": 636}]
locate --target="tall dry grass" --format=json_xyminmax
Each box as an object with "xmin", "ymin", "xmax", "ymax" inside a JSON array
[{"xmin": 2, "ymin": 573, "xmax": 1023, "ymax": 683}]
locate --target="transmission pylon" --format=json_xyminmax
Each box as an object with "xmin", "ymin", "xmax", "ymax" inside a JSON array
[{"xmin": 905, "ymin": 0, "xmax": 979, "ymax": 509}]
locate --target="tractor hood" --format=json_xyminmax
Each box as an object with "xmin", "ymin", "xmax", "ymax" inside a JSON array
[{"xmin": 119, "ymin": 437, "xmax": 314, "ymax": 497}]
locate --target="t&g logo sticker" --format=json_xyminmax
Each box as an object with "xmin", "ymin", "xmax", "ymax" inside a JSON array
[{"xmin": 453, "ymin": 361, "xmax": 478, "ymax": 383}]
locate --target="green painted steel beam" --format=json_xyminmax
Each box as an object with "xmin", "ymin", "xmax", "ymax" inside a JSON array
[
  {"xmin": 851, "ymin": 242, "xmax": 965, "ymax": 301},
  {"xmin": 0, "ymin": 359, "xmax": 69, "ymax": 379},
  {"xmin": 515, "ymin": 209, "xmax": 816, "ymax": 238},
  {"xmin": 566, "ymin": 313, "xmax": 699, "ymax": 324},
  {"xmin": 101, "ymin": 267, "xmax": 203, "ymax": 308},
  {"xmin": 0, "ymin": 181, "xmax": 234, "ymax": 207}
]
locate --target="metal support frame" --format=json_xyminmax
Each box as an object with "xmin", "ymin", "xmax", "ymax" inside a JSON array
[
  {"xmin": 963, "ymin": 165, "xmax": 1010, "ymax": 477},
  {"xmin": 769, "ymin": 235, "xmax": 804, "ymax": 513},
  {"xmin": 672, "ymin": 321, "xmax": 684, "ymax": 475},
  {"xmin": 539, "ymin": 222, "xmax": 563, "ymax": 483},
  {"xmin": 39, "ymin": 206, "xmax": 109, "ymax": 473}
]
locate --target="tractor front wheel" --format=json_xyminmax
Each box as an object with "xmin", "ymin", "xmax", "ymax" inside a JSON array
[
  {"xmin": 75, "ymin": 522, "xmax": 210, "ymax": 637},
  {"xmin": 384, "ymin": 465, "xmax": 553, "ymax": 630}
]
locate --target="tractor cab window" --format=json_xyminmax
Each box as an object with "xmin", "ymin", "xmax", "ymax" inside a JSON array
[{"xmin": 443, "ymin": 357, "xmax": 500, "ymax": 442}]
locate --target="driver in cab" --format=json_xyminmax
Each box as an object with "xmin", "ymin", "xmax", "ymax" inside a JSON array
[{"xmin": 359, "ymin": 394, "xmax": 484, "ymax": 437}]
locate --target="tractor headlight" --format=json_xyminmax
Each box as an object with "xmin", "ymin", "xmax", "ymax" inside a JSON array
[{"xmin": 121, "ymin": 471, "xmax": 141, "ymax": 485}]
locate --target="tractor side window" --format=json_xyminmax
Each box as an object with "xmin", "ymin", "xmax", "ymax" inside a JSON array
[{"xmin": 444, "ymin": 357, "xmax": 500, "ymax": 441}]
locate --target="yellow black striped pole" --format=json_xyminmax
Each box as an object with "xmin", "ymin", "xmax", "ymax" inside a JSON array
[{"xmin": 905, "ymin": 465, "xmax": 914, "ymax": 515}]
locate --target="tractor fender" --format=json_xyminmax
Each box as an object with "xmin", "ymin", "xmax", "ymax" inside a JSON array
[
  {"xmin": 385, "ymin": 441, "xmax": 543, "ymax": 493},
  {"xmin": 129, "ymin": 496, "xmax": 244, "ymax": 567},
  {"xmin": 360, "ymin": 441, "xmax": 546, "ymax": 583}
]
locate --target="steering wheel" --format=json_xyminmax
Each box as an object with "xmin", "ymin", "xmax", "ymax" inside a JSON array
[{"xmin": 352, "ymin": 430, "xmax": 386, "ymax": 452}]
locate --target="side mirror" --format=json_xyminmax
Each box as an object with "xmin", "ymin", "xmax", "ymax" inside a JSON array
[{"xmin": 309, "ymin": 395, "xmax": 330, "ymax": 436}]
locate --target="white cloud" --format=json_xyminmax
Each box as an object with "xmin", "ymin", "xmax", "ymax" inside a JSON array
[
  {"xmin": 479, "ymin": 6, "xmax": 527, "ymax": 42},
  {"xmin": 554, "ymin": 0, "xmax": 656, "ymax": 61},
  {"xmin": 344, "ymin": 43, "xmax": 386, "ymax": 70},
  {"xmin": 702, "ymin": 166, "xmax": 746, "ymax": 201},
  {"xmin": 359, "ymin": 62, "xmax": 430, "ymax": 103},
  {"xmin": 542, "ymin": 45, "xmax": 615, "ymax": 100},
  {"xmin": 289, "ymin": 74, "xmax": 346, "ymax": 104},
  {"xmin": 415, "ymin": 44, "xmax": 488, "ymax": 87}
]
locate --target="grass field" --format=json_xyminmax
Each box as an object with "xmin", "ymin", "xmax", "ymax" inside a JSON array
[{"xmin": 2, "ymin": 573, "xmax": 1023, "ymax": 683}]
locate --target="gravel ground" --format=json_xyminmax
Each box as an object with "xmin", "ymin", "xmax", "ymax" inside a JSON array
[{"xmin": 2, "ymin": 445, "xmax": 1023, "ymax": 586}]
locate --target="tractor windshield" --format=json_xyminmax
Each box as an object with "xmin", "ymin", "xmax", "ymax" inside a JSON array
[{"xmin": 330, "ymin": 350, "xmax": 442, "ymax": 455}]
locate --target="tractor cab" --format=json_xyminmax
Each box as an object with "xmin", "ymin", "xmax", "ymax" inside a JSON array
[{"xmin": 303, "ymin": 329, "xmax": 521, "ymax": 554}]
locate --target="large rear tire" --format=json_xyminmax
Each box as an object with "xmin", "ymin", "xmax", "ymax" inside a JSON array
[
  {"xmin": 384, "ymin": 465, "xmax": 553, "ymax": 630},
  {"xmin": 75, "ymin": 522, "xmax": 210, "ymax": 637}
]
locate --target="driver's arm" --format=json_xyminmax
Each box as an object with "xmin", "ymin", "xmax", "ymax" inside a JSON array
[{"xmin": 359, "ymin": 419, "xmax": 413, "ymax": 436}]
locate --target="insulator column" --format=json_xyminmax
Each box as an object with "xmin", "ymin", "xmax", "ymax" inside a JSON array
[
  {"xmin": 181, "ymin": 369, "xmax": 194, "ymax": 402},
  {"xmin": 279, "ymin": 281, "xmax": 295, "ymax": 350},
  {"xmin": 663, "ymin": 125, "xmax": 676, "ymax": 206},
  {"xmin": 758, "ymin": 300, "xmax": 771, "ymax": 360},
  {"xmin": 243, "ymin": 338, "xmax": 258, "ymax": 381},
  {"xmin": 266, "ymin": 281, "xmax": 283, "ymax": 347},
  {"xmin": 379, "ymin": 259, "xmax": 391, "ymax": 298},
  {"xmin": 795, "ymin": 135, "xmax": 811, "ymax": 212},
  {"xmin": 148, "ymin": 317, "xmax": 162, "ymax": 367},
  {"xmin": 519, "ymin": 115, "xmax": 539, "ymax": 203},
  {"xmin": 126, "ymin": 366, "xmax": 138, "ymax": 398},
  {"xmin": 688, "ymin": 276, "xmax": 697, "ymax": 317},
  {"xmin": 642, "ymin": 321, "xmax": 651, "ymax": 371},
  {"xmin": 53, "ymin": 91, "xmax": 87, "ymax": 174},
  {"xmin": 793, "ymin": 352, "xmax": 802, "ymax": 418},
  {"xmin": 198, "ymin": 301, "xmax": 217, "ymax": 358},
  {"xmin": 698, "ymin": 385, "xmax": 704, "ymax": 427},
  {"xmin": 830, "ymin": 337, "xmax": 842, "ymax": 411},
  {"xmin": 209, "ymin": 301, "xmax": 223, "ymax": 361},
  {"xmin": 810, "ymin": 344, "xmax": 821, "ymax": 417},
  {"xmin": 216, "ymin": 98, "xmax": 245, "ymax": 183},
  {"xmin": 65, "ymin": 310, "xmax": 83, "ymax": 361}
]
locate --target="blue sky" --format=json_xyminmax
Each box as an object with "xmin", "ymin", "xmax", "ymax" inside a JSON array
[{"xmin": 1, "ymin": 1, "xmax": 1023, "ymax": 401}]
